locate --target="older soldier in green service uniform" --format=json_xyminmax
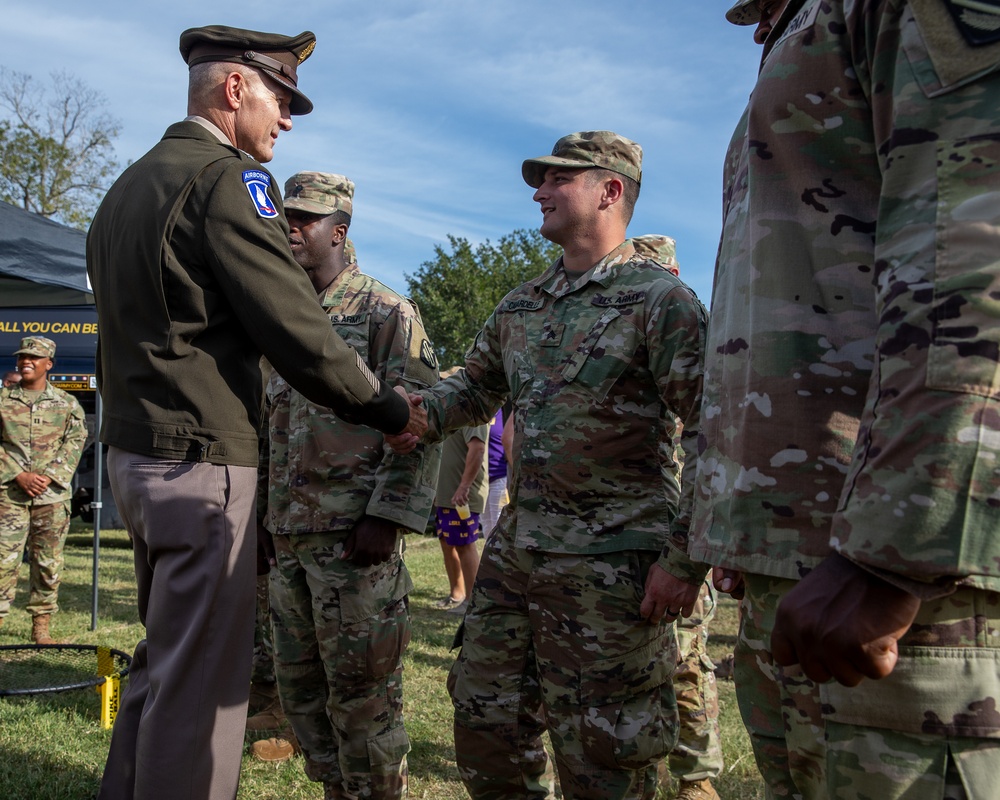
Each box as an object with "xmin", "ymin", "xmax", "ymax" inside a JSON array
[
  {"xmin": 0, "ymin": 336, "xmax": 85, "ymax": 644},
  {"xmin": 632, "ymin": 235, "xmax": 723, "ymax": 800},
  {"xmin": 390, "ymin": 131, "xmax": 710, "ymax": 800},
  {"xmin": 256, "ymin": 172, "xmax": 440, "ymax": 800},
  {"xmin": 87, "ymin": 27, "xmax": 424, "ymax": 800},
  {"xmin": 684, "ymin": 1, "xmax": 1000, "ymax": 798}
]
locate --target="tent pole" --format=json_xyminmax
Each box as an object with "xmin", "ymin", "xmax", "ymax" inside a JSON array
[{"xmin": 90, "ymin": 390, "xmax": 103, "ymax": 631}]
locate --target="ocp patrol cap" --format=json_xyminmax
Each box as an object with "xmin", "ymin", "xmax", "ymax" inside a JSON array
[
  {"xmin": 283, "ymin": 172, "xmax": 354, "ymax": 217},
  {"xmin": 179, "ymin": 26, "xmax": 316, "ymax": 115},
  {"xmin": 14, "ymin": 336, "xmax": 56, "ymax": 358},
  {"xmin": 726, "ymin": 0, "xmax": 761, "ymax": 25},
  {"xmin": 632, "ymin": 234, "xmax": 680, "ymax": 276},
  {"xmin": 522, "ymin": 131, "xmax": 643, "ymax": 189}
]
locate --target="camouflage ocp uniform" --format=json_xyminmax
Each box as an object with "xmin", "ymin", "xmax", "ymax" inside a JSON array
[
  {"xmin": 261, "ymin": 173, "xmax": 440, "ymax": 800},
  {"xmin": 631, "ymin": 234, "xmax": 723, "ymax": 790},
  {"xmin": 423, "ymin": 207, "xmax": 709, "ymax": 798},
  {"xmin": 685, "ymin": 1, "xmax": 1000, "ymax": 796},
  {"xmin": 0, "ymin": 375, "xmax": 86, "ymax": 619}
]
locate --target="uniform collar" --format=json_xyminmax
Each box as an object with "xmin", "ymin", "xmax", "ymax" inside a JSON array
[
  {"xmin": 319, "ymin": 263, "xmax": 361, "ymax": 308},
  {"xmin": 183, "ymin": 115, "xmax": 232, "ymax": 146},
  {"xmin": 537, "ymin": 240, "xmax": 636, "ymax": 299}
]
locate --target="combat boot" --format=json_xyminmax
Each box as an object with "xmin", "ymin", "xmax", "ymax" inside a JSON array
[
  {"xmin": 676, "ymin": 778, "xmax": 721, "ymax": 800},
  {"xmin": 250, "ymin": 732, "xmax": 299, "ymax": 763},
  {"xmin": 246, "ymin": 697, "xmax": 287, "ymax": 732},
  {"xmin": 32, "ymin": 614, "xmax": 56, "ymax": 645},
  {"xmin": 248, "ymin": 680, "xmax": 278, "ymax": 715}
]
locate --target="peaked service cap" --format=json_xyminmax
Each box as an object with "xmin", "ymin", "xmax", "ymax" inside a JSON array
[{"xmin": 179, "ymin": 25, "xmax": 317, "ymax": 115}]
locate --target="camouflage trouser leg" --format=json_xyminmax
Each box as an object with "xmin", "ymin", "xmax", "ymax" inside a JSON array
[
  {"xmin": 668, "ymin": 578, "xmax": 723, "ymax": 782},
  {"xmin": 821, "ymin": 586, "xmax": 1000, "ymax": 799},
  {"xmin": 0, "ymin": 501, "xmax": 69, "ymax": 618},
  {"xmin": 736, "ymin": 574, "xmax": 827, "ymax": 799},
  {"xmin": 252, "ymin": 573, "xmax": 276, "ymax": 685},
  {"xmin": 450, "ymin": 528, "xmax": 677, "ymax": 800},
  {"xmin": 271, "ymin": 532, "xmax": 413, "ymax": 800}
]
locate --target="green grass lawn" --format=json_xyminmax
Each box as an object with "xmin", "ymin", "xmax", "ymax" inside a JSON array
[{"xmin": 0, "ymin": 524, "xmax": 764, "ymax": 799}]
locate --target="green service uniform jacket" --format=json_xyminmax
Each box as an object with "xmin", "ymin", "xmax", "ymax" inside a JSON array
[{"xmin": 86, "ymin": 121, "xmax": 408, "ymax": 467}]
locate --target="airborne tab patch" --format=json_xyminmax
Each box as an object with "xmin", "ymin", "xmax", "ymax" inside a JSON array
[
  {"xmin": 243, "ymin": 170, "xmax": 279, "ymax": 219},
  {"xmin": 591, "ymin": 291, "xmax": 646, "ymax": 307},
  {"xmin": 943, "ymin": 0, "xmax": 1000, "ymax": 46}
]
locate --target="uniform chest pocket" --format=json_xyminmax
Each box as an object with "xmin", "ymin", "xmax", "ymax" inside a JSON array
[{"xmin": 561, "ymin": 308, "xmax": 639, "ymax": 402}]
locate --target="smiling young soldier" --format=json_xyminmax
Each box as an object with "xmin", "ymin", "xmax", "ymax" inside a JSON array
[
  {"xmin": 388, "ymin": 131, "xmax": 709, "ymax": 799},
  {"xmin": 0, "ymin": 336, "xmax": 86, "ymax": 645}
]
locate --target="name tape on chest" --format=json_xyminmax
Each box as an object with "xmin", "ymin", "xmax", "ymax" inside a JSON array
[
  {"xmin": 591, "ymin": 291, "xmax": 646, "ymax": 307},
  {"xmin": 243, "ymin": 170, "xmax": 279, "ymax": 219},
  {"xmin": 501, "ymin": 298, "xmax": 545, "ymax": 313},
  {"xmin": 329, "ymin": 312, "xmax": 367, "ymax": 326},
  {"xmin": 773, "ymin": 2, "xmax": 821, "ymax": 48}
]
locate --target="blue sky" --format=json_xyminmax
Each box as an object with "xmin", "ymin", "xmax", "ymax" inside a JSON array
[{"xmin": 4, "ymin": 1, "xmax": 761, "ymax": 304}]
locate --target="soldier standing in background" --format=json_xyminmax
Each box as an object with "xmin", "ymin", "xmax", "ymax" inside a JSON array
[
  {"xmin": 390, "ymin": 131, "xmax": 709, "ymax": 799},
  {"xmin": 632, "ymin": 235, "xmax": 722, "ymax": 800},
  {"xmin": 695, "ymin": 1, "xmax": 1000, "ymax": 797},
  {"xmin": 257, "ymin": 172, "xmax": 440, "ymax": 799},
  {"xmin": 0, "ymin": 336, "xmax": 86, "ymax": 644}
]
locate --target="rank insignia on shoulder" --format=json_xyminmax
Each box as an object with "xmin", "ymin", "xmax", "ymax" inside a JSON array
[
  {"xmin": 420, "ymin": 339, "xmax": 438, "ymax": 369},
  {"xmin": 243, "ymin": 170, "xmax": 279, "ymax": 219},
  {"xmin": 944, "ymin": 0, "xmax": 1000, "ymax": 46}
]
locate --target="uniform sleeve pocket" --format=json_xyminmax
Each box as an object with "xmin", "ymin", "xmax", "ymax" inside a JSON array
[{"xmin": 926, "ymin": 134, "xmax": 1000, "ymax": 399}]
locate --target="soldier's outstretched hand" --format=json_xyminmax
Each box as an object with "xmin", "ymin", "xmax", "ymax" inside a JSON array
[{"xmin": 771, "ymin": 552, "xmax": 921, "ymax": 686}]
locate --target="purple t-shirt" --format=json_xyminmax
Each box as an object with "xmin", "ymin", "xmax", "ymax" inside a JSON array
[{"xmin": 488, "ymin": 410, "xmax": 506, "ymax": 483}]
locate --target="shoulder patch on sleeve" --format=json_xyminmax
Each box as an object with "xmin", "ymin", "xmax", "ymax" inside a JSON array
[
  {"xmin": 419, "ymin": 339, "xmax": 438, "ymax": 369},
  {"xmin": 943, "ymin": 0, "xmax": 1000, "ymax": 46},
  {"xmin": 242, "ymin": 170, "xmax": 279, "ymax": 219}
]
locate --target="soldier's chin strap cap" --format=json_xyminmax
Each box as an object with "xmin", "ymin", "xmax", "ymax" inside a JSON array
[{"xmin": 179, "ymin": 25, "xmax": 316, "ymax": 115}]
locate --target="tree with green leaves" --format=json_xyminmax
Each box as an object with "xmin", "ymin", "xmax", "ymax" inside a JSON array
[
  {"xmin": 406, "ymin": 229, "xmax": 561, "ymax": 368},
  {"xmin": 0, "ymin": 67, "xmax": 121, "ymax": 229}
]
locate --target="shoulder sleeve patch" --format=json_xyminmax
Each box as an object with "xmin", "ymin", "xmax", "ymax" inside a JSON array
[
  {"xmin": 242, "ymin": 170, "xmax": 279, "ymax": 219},
  {"xmin": 420, "ymin": 339, "xmax": 438, "ymax": 369},
  {"xmin": 943, "ymin": 0, "xmax": 1000, "ymax": 47}
]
